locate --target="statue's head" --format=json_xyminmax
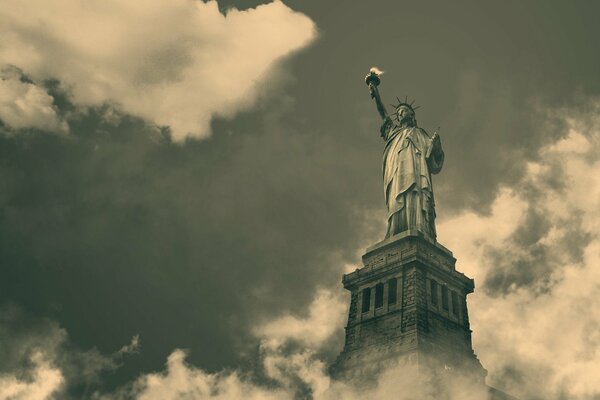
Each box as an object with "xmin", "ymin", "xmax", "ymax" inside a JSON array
[{"xmin": 393, "ymin": 99, "xmax": 418, "ymax": 127}]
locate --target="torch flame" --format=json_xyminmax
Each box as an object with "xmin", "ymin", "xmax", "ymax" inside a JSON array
[{"xmin": 370, "ymin": 67, "xmax": 384, "ymax": 76}]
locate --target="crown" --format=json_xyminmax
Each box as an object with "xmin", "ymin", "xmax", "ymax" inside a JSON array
[{"xmin": 390, "ymin": 96, "xmax": 420, "ymax": 113}]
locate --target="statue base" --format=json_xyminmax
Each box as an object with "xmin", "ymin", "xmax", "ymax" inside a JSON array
[{"xmin": 331, "ymin": 232, "xmax": 516, "ymax": 399}]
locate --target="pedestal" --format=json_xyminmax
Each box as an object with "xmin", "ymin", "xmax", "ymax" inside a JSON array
[{"xmin": 331, "ymin": 231, "xmax": 488, "ymax": 394}]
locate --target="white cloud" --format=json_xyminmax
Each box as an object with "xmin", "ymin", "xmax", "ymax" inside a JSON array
[
  {"xmin": 0, "ymin": 351, "xmax": 64, "ymax": 400},
  {"xmin": 86, "ymin": 100, "xmax": 600, "ymax": 399},
  {"xmin": 0, "ymin": 0, "xmax": 316, "ymax": 140},
  {"xmin": 126, "ymin": 342, "xmax": 488, "ymax": 400},
  {"xmin": 129, "ymin": 349, "xmax": 288, "ymax": 400},
  {"xmin": 0, "ymin": 306, "xmax": 144, "ymax": 400},
  {"xmin": 4, "ymin": 94, "xmax": 599, "ymax": 398},
  {"xmin": 437, "ymin": 100, "xmax": 600, "ymax": 399},
  {"xmin": 0, "ymin": 309, "xmax": 67, "ymax": 400},
  {"xmin": 121, "ymin": 288, "xmax": 492, "ymax": 400},
  {"xmin": 438, "ymin": 188, "xmax": 527, "ymax": 284},
  {"xmin": 124, "ymin": 289, "xmax": 343, "ymax": 399},
  {"xmin": 254, "ymin": 289, "xmax": 346, "ymax": 348},
  {"xmin": 117, "ymin": 334, "xmax": 141, "ymax": 356},
  {"xmin": 0, "ymin": 72, "xmax": 67, "ymax": 133}
]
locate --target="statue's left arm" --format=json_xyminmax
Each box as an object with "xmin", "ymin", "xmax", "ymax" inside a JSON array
[{"xmin": 426, "ymin": 131, "xmax": 444, "ymax": 174}]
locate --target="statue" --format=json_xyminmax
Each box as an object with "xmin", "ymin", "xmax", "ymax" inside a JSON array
[{"xmin": 365, "ymin": 68, "xmax": 444, "ymax": 241}]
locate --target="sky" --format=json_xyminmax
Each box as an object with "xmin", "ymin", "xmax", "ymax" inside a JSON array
[{"xmin": 1, "ymin": 1, "xmax": 600, "ymax": 399}]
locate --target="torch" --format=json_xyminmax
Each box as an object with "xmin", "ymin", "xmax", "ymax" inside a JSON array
[
  {"xmin": 365, "ymin": 67, "xmax": 383, "ymax": 95},
  {"xmin": 365, "ymin": 67, "xmax": 387, "ymax": 119}
]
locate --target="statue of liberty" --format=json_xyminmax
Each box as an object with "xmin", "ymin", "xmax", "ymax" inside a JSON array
[{"xmin": 365, "ymin": 68, "xmax": 444, "ymax": 241}]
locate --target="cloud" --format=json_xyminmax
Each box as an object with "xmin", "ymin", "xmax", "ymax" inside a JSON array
[
  {"xmin": 0, "ymin": 72, "xmax": 381, "ymax": 394},
  {"xmin": 0, "ymin": 351, "xmax": 64, "ymax": 400},
  {"xmin": 123, "ymin": 350, "xmax": 492, "ymax": 400},
  {"xmin": 0, "ymin": 308, "xmax": 68, "ymax": 400},
  {"xmin": 123, "ymin": 349, "xmax": 289, "ymax": 400},
  {"xmin": 108, "ymin": 290, "xmax": 343, "ymax": 400},
  {"xmin": 3, "ymin": 94, "xmax": 598, "ymax": 400},
  {"xmin": 0, "ymin": 0, "xmax": 316, "ymax": 139},
  {"xmin": 0, "ymin": 306, "xmax": 143, "ymax": 400},
  {"xmin": 117, "ymin": 335, "xmax": 141, "ymax": 356},
  {"xmin": 109, "ymin": 290, "xmax": 339, "ymax": 399},
  {"xmin": 254, "ymin": 289, "xmax": 346, "ymax": 348},
  {"xmin": 437, "ymin": 99, "xmax": 600, "ymax": 399},
  {"xmin": 109, "ymin": 289, "xmax": 492, "ymax": 400},
  {"xmin": 0, "ymin": 68, "xmax": 67, "ymax": 133}
]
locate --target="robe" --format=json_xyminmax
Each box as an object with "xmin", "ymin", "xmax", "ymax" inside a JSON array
[{"xmin": 380, "ymin": 116, "xmax": 444, "ymax": 240}]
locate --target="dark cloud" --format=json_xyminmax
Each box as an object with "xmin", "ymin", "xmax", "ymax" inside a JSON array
[
  {"xmin": 0, "ymin": 305, "xmax": 122, "ymax": 398},
  {"xmin": 284, "ymin": 0, "xmax": 600, "ymax": 214},
  {"xmin": 0, "ymin": 85, "xmax": 381, "ymax": 394},
  {"xmin": 1, "ymin": 0, "xmax": 600, "ymax": 397}
]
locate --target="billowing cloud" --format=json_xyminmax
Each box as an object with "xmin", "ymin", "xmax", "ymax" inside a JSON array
[
  {"xmin": 0, "ymin": 2, "xmax": 598, "ymax": 399},
  {"xmin": 0, "ymin": 68, "xmax": 67, "ymax": 133},
  {"xmin": 110, "ymin": 289, "xmax": 492, "ymax": 400},
  {"xmin": 0, "ymin": 351, "xmax": 63, "ymax": 400},
  {"xmin": 2, "ymin": 98, "xmax": 599, "ymax": 400},
  {"xmin": 123, "ymin": 349, "xmax": 288, "ymax": 400},
  {"xmin": 254, "ymin": 289, "xmax": 346, "ymax": 348},
  {"xmin": 0, "ymin": 306, "xmax": 140, "ymax": 400},
  {"xmin": 0, "ymin": 293, "xmax": 493, "ymax": 400},
  {"xmin": 438, "ymin": 100, "xmax": 600, "ymax": 399},
  {"xmin": 0, "ymin": 0, "xmax": 316, "ymax": 139}
]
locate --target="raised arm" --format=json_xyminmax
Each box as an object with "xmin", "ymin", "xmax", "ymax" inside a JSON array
[{"xmin": 365, "ymin": 69, "xmax": 388, "ymax": 121}]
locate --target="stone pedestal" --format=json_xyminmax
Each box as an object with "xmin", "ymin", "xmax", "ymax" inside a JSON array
[{"xmin": 331, "ymin": 231, "xmax": 488, "ymax": 393}]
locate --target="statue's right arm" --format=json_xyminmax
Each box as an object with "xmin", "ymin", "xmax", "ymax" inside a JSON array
[
  {"xmin": 371, "ymin": 85, "xmax": 394, "ymax": 139},
  {"xmin": 380, "ymin": 116, "xmax": 394, "ymax": 139},
  {"xmin": 369, "ymin": 84, "xmax": 388, "ymax": 121}
]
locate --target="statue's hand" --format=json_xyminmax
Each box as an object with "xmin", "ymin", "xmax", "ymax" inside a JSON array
[{"xmin": 368, "ymin": 84, "xmax": 376, "ymax": 98}]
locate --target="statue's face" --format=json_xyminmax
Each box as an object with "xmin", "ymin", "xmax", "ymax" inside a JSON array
[{"xmin": 396, "ymin": 106, "xmax": 415, "ymax": 126}]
